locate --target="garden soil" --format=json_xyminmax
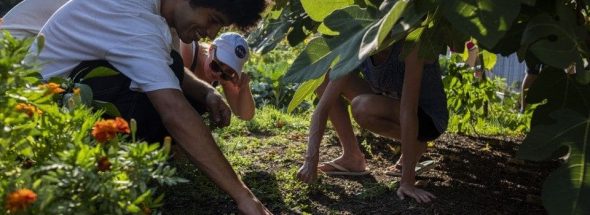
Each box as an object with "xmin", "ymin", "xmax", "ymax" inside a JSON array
[{"xmin": 164, "ymin": 133, "xmax": 559, "ymax": 214}]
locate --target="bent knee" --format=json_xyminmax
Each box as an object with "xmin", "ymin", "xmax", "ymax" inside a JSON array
[{"xmin": 351, "ymin": 95, "xmax": 372, "ymax": 126}]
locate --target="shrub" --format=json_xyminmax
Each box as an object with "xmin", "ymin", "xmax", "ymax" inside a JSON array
[
  {"xmin": 0, "ymin": 32, "xmax": 185, "ymax": 214},
  {"xmin": 441, "ymin": 53, "xmax": 530, "ymax": 135}
]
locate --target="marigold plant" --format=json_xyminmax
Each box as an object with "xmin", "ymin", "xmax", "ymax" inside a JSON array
[
  {"xmin": 39, "ymin": 82, "xmax": 65, "ymax": 95},
  {"xmin": 97, "ymin": 156, "xmax": 111, "ymax": 172},
  {"xmin": 15, "ymin": 103, "xmax": 43, "ymax": 117},
  {"xmin": 0, "ymin": 33, "xmax": 185, "ymax": 214},
  {"xmin": 91, "ymin": 117, "xmax": 130, "ymax": 142},
  {"xmin": 5, "ymin": 189, "xmax": 37, "ymax": 213}
]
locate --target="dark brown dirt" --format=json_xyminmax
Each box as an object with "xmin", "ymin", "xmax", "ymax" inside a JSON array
[
  {"xmin": 163, "ymin": 133, "xmax": 560, "ymax": 214},
  {"xmin": 303, "ymin": 133, "xmax": 560, "ymax": 214}
]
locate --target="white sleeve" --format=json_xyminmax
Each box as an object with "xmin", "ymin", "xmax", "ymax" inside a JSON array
[{"xmin": 106, "ymin": 34, "xmax": 181, "ymax": 92}]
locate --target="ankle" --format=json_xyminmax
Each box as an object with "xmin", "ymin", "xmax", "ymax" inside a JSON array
[{"xmin": 341, "ymin": 153, "xmax": 366, "ymax": 162}]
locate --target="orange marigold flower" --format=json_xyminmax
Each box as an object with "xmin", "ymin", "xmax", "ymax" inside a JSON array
[
  {"xmin": 15, "ymin": 103, "xmax": 42, "ymax": 117},
  {"xmin": 5, "ymin": 189, "xmax": 37, "ymax": 213},
  {"xmin": 97, "ymin": 156, "xmax": 111, "ymax": 172},
  {"xmin": 39, "ymin": 82, "xmax": 65, "ymax": 95},
  {"xmin": 92, "ymin": 117, "xmax": 130, "ymax": 142},
  {"xmin": 73, "ymin": 87, "xmax": 81, "ymax": 95},
  {"xmin": 92, "ymin": 119, "xmax": 118, "ymax": 143},
  {"xmin": 114, "ymin": 117, "xmax": 130, "ymax": 134}
]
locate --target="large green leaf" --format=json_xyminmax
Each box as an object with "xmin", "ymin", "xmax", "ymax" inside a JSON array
[
  {"xmin": 283, "ymin": 37, "xmax": 332, "ymax": 83},
  {"xmin": 249, "ymin": 18, "xmax": 290, "ymax": 54},
  {"xmin": 287, "ymin": 75, "xmax": 325, "ymax": 113},
  {"xmin": 442, "ymin": 0, "xmax": 521, "ymax": 49},
  {"xmin": 74, "ymin": 83, "xmax": 93, "ymax": 106},
  {"xmin": 359, "ymin": 0, "xmax": 424, "ymax": 58},
  {"xmin": 414, "ymin": 16, "xmax": 449, "ymax": 61},
  {"xmin": 301, "ymin": 0, "xmax": 355, "ymax": 22},
  {"xmin": 489, "ymin": 17, "xmax": 527, "ymax": 55},
  {"xmin": 249, "ymin": 0, "xmax": 309, "ymax": 54},
  {"xmin": 284, "ymin": 6, "xmax": 375, "ymax": 82},
  {"xmin": 481, "ymin": 49, "xmax": 497, "ymax": 71},
  {"xmin": 376, "ymin": 0, "xmax": 410, "ymax": 48},
  {"xmin": 517, "ymin": 109, "xmax": 590, "ymax": 215},
  {"xmin": 92, "ymin": 100, "xmax": 121, "ymax": 117},
  {"xmin": 520, "ymin": 13, "xmax": 583, "ymax": 69}
]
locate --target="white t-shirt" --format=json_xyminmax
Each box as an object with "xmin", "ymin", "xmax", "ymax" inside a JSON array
[
  {"xmin": 1, "ymin": 0, "xmax": 70, "ymax": 39},
  {"xmin": 31, "ymin": 0, "xmax": 180, "ymax": 92}
]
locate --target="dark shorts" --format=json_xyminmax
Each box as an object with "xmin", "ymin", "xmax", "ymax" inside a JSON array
[
  {"xmin": 527, "ymin": 64, "xmax": 542, "ymax": 75},
  {"xmin": 417, "ymin": 107, "xmax": 442, "ymax": 142},
  {"xmin": 70, "ymin": 51, "xmax": 205, "ymax": 143}
]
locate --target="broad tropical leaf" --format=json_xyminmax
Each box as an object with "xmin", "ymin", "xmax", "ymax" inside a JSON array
[
  {"xmin": 249, "ymin": 1, "xmax": 309, "ymax": 54},
  {"xmin": 287, "ymin": 75, "xmax": 325, "ymax": 113},
  {"xmin": 360, "ymin": 0, "xmax": 424, "ymax": 58},
  {"xmin": 520, "ymin": 14, "xmax": 583, "ymax": 69},
  {"xmin": 284, "ymin": 6, "xmax": 375, "ymax": 82},
  {"xmin": 283, "ymin": 37, "xmax": 331, "ymax": 83},
  {"xmin": 481, "ymin": 49, "xmax": 497, "ymax": 71},
  {"xmin": 92, "ymin": 100, "xmax": 121, "ymax": 117},
  {"xmin": 442, "ymin": 0, "xmax": 520, "ymax": 49},
  {"xmin": 518, "ymin": 109, "xmax": 590, "ymax": 215},
  {"xmin": 301, "ymin": 0, "xmax": 354, "ymax": 22}
]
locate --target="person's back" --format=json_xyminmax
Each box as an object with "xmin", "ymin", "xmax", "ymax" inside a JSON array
[
  {"xmin": 32, "ymin": 0, "xmax": 178, "ymax": 92},
  {"xmin": 360, "ymin": 42, "xmax": 448, "ymax": 134},
  {"xmin": 1, "ymin": 0, "xmax": 69, "ymax": 39}
]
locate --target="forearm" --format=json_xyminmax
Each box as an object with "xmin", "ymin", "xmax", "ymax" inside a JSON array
[
  {"xmin": 305, "ymin": 108, "xmax": 330, "ymax": 164},
  {"xmin": 227, "ymin": 87, "xmax": 255, "ymax": 120},
  {"xmin": 148, "ymin": 90, "xmax": 253, "ymax": 201},
  {"xmin": 399, "ymin": 109, "xmax": 419, "ymax": 185},
  {"xmin": 400, "ymin": 45, "xmax": 424, "ymax": 185},
  {"xmin": 181, "ymin": 68, "xmax": 217, "ymax": 102}
]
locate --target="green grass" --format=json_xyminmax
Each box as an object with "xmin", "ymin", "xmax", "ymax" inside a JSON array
[{"xmin": 162, "ymin": 106, "xmax": 318, "ymax": 213}]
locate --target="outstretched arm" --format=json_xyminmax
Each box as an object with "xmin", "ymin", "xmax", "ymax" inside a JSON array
[
  {"xmin": 397, "ymin": 46, "xmax": 436, "ymax": 203},
  {"xmin": 147, "ymin": 89, "xmax": 269, "ymax": 214},
  {"xmin": 297, "ymin": 73, "xmax": 351, "ymax": 183}
]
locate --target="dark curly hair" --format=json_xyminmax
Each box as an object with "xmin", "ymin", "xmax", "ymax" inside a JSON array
[{"xmin": 189, "ymin": 0, "xmax": 268, "ymax": 31}]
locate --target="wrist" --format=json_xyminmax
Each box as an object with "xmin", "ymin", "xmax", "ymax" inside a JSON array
[
  {"xmin": 232, "ymin": 186, "xmax": 256, "ymax": 203},
  {"xmin": 400, "ymin": 174, "xmax": 416, "ymax": 186},
  {"xmin": 304, "ymin": 154, "xmax": 319, "ymax": 163}
]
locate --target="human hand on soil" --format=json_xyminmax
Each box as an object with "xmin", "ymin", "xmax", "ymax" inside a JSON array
[
  {"xmin": 396, "ymin": 183, "xmax": 436, "ymax": 203},
  {"xmin": 296, "ymin": 161, "xmax": 319, "ymax": 184},
  {"xmin": 236, "ymin": 196, "xmax": 272, "ymax": 215}
]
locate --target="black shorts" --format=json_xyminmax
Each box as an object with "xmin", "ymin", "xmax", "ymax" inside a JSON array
[
  {"xmin": 417, "ymin": 107, "xmax": 442, "ymax": 142},
  {"xmin": 70, "ymin": 51, "xmax": 204, "ymax": 143},
  {"xmin": 527, "ymin": 64, "xmax": 542, "ymax": 75}
]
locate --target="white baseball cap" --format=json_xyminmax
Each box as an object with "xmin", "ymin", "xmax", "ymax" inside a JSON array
[{"xmin": 212, "ymin": 32, "xmax": 249, "ymax": 77}]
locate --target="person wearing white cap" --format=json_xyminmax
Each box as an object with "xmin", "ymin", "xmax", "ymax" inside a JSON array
[{"xmin": 180, "ymin": 32, "xmax": 255, "ymax": 120}]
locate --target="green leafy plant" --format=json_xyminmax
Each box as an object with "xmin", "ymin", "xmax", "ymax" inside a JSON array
[
  {"xmin": 0, "ymin": 32, "xmax": 185, "ymax": 214},
  {"xmin": 247, "ymin": 42, "xmax": 311, "ymax": 112},
  {"xmin": 441, "ymin": 53, "xmax": 529, "ymax": 135}
]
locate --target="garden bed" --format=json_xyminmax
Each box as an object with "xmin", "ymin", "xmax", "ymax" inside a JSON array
[{"xmin": 163, "ymin": 119, "xmax": 558, "ymax": 214}]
